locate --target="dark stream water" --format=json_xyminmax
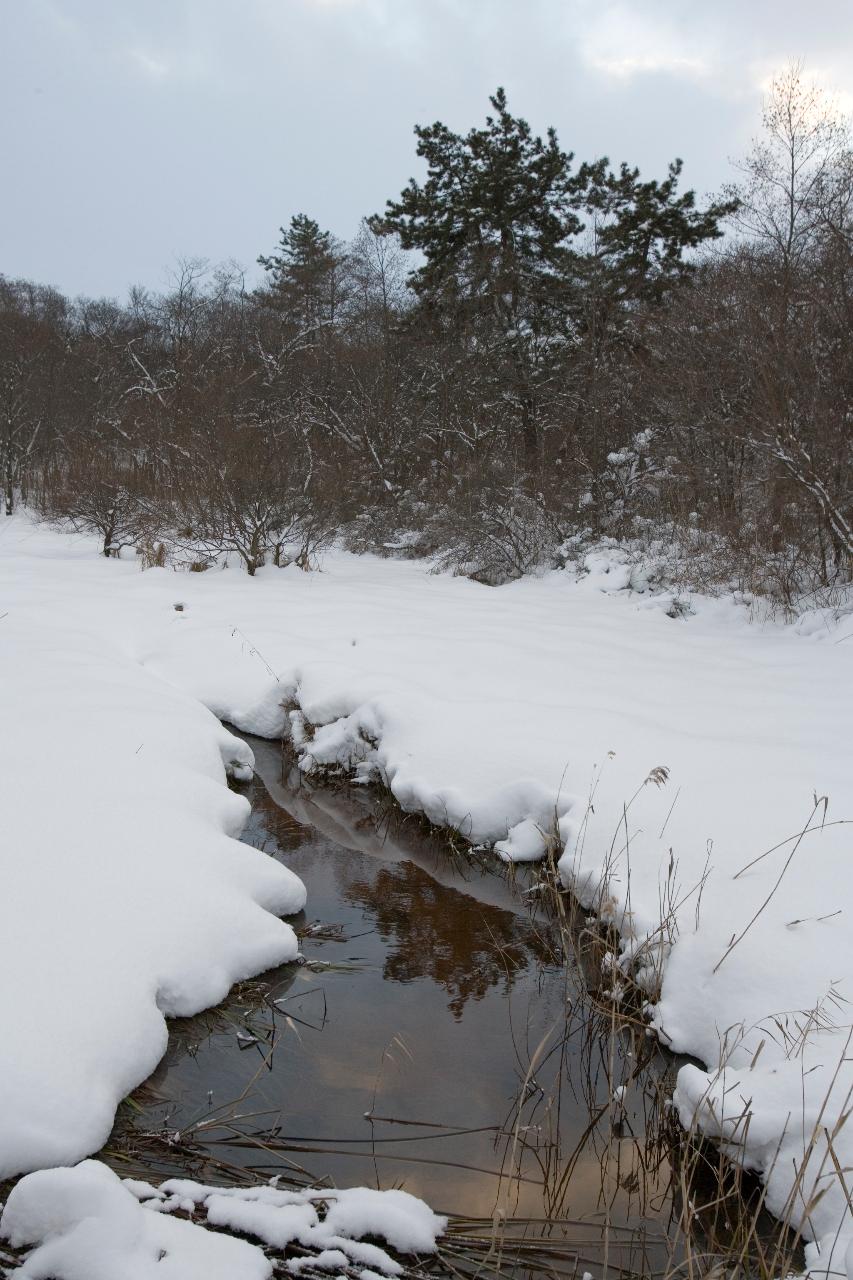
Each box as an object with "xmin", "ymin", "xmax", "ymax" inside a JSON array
[{"xmin": 120, "ymin": 736, "xmax": 699, "ymax": 1274}]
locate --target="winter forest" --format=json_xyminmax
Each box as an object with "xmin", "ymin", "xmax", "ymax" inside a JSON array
[
  {"xmin": 3, "ymin": 64, "xmax": 851, "ymax": 600},
  {"xmin": 3, "ymin": 21, "xmax": 853, "ymax": 1280}
]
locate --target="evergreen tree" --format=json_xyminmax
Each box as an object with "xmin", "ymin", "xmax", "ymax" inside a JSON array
[
  {"xmin": 374, "ymin": 89, "xmax": 591, "ymax": 459},
  {"xmin": 258, "ymin": 214, "xmax": 346, "ymax": 329},
  {"xmin": 375, "ymin": 89, "xmax": 579, "ymax": 312},
  {"xmin": 588, "ymin": 160, "xmax": 737, "ymax": 304},
  {"xmin": 375, "ymin": 89, "xmax": 733, "ymax": 462}
]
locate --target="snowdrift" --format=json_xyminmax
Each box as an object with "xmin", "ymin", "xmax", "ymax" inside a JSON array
[{"xmin": 1, "ymin": 515, "xmax": 852, "ymax": 1275}]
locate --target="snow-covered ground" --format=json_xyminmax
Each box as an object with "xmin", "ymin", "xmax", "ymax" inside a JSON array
[
  {"xmin": 1, "ymin": 1159, "xmax": 446, "ymax": 1278},
  {"xmin": 0, "ymin": 517, "xmax": 306, "ymax": 1180},
  {"xmin": 1, "ymin": 514, "xmax": 852, "ymax": 1275}
]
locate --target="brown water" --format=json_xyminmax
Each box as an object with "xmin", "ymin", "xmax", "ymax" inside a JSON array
[{"xmin": 124, "ymin": 735, "xmax": 685, "ymax": 1272}]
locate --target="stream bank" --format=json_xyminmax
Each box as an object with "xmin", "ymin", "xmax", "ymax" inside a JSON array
[{"xmin": 103, "ymin": 735, "xmax": 802, "ymax": 1278}]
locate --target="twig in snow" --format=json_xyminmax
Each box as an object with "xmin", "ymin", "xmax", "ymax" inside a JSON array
[
  {"xmin": 231, "ymin": 627, "xmax": 280, "ymax": 682},
  {"xmin": 714, "ymin": 799, "xmax": 828, "ymax": 973}
]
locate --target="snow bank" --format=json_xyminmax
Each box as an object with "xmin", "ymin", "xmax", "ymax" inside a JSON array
[
  {"xmin": 0, "ymin": 518, "xmax": 305, "ymax": 1178},
  {"xmin": 2, "ymin": 516, "xmax": 853, "ymax": 1273},
  {"xmin": 0, "ymin": 1162, "xmax": 271, "ymax": 1279},
  {"xmin": 0, "ymin": 1160, "xmax": 446, "ymax": 1278}
]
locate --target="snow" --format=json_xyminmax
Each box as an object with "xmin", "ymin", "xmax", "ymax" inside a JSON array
[
  {"xmin": 1, "ymin": 513, "xmax": 852, "ymax": 1273},
  {"xmin": 0, "ymin": 1160, "xmax": 445, "ymax": 1278},
  {"xmin": 317, "ymin": 1188, "xmax": 446, "ymax": 1256},
  {"xmin": 203, "ymin": 1196, "xmax": 320, "ymax": 1249},
  {"xmin": 0, "ymin": 1161, "xmax": 272, "ymax": 1280},
  {"xmin": 0, "ymin": 516, "xmax": 306, "ymax": 1179}
]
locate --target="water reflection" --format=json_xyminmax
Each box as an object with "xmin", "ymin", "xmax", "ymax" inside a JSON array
[
  {"xmin": 248, "ymin": 744, "xmax": 561, "ymax": 1019},
  {"xmin": 343, "ymin": 859, "xmax": 555, "ymax": 1018},
  {"xmin": 104, "ymin": 742, "xmax": 802, "ymax": 1277},
  {"xmin": 122, "ymin": 762, "xmax": 656, "ymax": 1223}
]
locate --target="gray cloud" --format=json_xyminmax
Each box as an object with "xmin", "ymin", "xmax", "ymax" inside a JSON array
[{"xmin": 2, "ymin": 0, "xmax": 851, "ymax": 298}]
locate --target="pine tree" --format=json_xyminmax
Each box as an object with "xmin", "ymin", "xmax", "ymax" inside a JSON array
[
  {"xmin": 375, "ymin": 88, "xmax": 580, "ymax": 310},
  {"xmin": 375, "ymin": 89, "xmax": 733, "ymax": 463},
  {"xmin": 588, "ymin": 160, "xmax": 737, "ymax": 304},
  {"xmin": 258, "ymin": 214, "xmax": 346, "ymax": 330},
  {"xmin": 373, "ymin": 89, "xmax": 586, "ymax": 459}
]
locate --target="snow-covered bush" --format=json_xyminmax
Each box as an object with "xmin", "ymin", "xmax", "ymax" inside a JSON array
[
  {"xmin": 160, "ymin": 491, "xmax": 336, "ymax": 576},
  {"xmin": 432, "ymin": 489, "xmax": 562, "ymax": 584},
  {"xmin": 38, "ymin": 463, "xmax": 154, "ymax": 558},
  {"xmin": 342, "ymin": 495, "xmax": 432, "ymax": 559}
]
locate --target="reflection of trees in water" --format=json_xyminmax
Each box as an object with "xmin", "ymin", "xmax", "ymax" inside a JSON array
[
  {"xmin": 247, "ymin": 775, "xmax": 558, "ymax": 1018},
  {"xmin": 344, "ymin": 860, "xmax": 556, "ymax": 1019},
  {"xmin": 250, "ymin": 781, "xmax": 312, "ymax": 854}
]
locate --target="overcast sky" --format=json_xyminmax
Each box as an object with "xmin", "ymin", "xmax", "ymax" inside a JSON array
[{"xmin": 2, "ymin": 0, "xmax": 852, "ymax": 299}]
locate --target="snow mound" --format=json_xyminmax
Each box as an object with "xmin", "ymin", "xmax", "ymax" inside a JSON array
[
  {"xmin": 0, "ymin": 1161, "xmax": 446, "ymax": 1279},
  {"xmin": 0, "ymin": 1161, "xmax": 271, "ymax": 1280},
  {"xmin": 317, "ymin": 1187, "xmax": 447, "ymax": 1255}
]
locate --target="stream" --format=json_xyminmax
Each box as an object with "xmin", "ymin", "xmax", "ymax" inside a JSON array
[{"xmin": 115, "ymin": 734, "xmax": 785, "ymax": 1276}]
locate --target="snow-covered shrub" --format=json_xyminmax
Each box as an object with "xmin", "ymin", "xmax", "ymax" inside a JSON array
[
  {"xmin": 159, "ymin": 420, "xmax": 341, "ymax": 575},
  {"xmin": 342, "ymin": 496, "xmax": 432, "ymax": 559},
  {"xmin": 432, "ymin": 489, "xmax": 562, "ymax": 585},
  {"xmin": 38, "ymin": 467, "xmax": 153, "ymax": 558},
  {"xmin": 161, "ymin": 491, "xmax": 336, "ymax": 576},
  {"xmin": 585, "ymin": 429, "xmax": 665, "ymax": 535}
]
